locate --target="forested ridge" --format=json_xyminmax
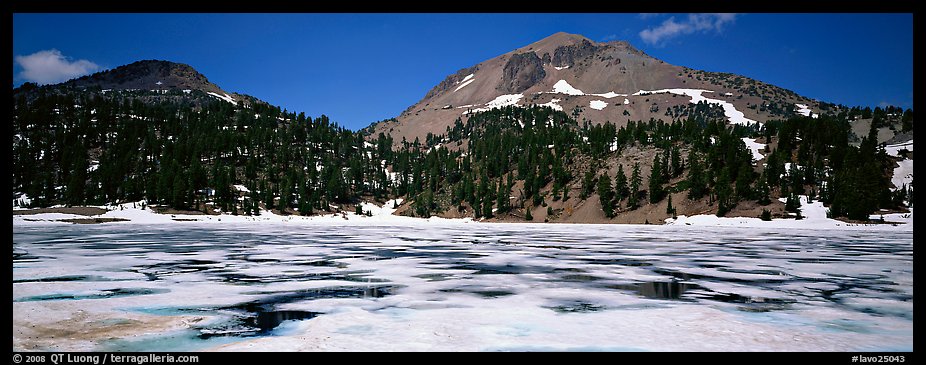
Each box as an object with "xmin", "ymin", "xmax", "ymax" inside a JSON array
[{"xmin": 12, "ymin": 82, "xmax": 913, "ymax": 223}]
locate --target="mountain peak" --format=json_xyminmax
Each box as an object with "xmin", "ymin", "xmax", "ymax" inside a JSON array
[
  {"xmin": 63, "ymin": 59, "xmax": 226, "ymax": 94},
  {"xmin": 515, "ymin": 32, "xmax": 592, "ymax": 55},
  {"xmin": 536, "ymin": 31, "xmax": 591, "ymax": 46},
  {"xmin": 375, "ymin": 31, "xmax": 819, "ymax": 148}
]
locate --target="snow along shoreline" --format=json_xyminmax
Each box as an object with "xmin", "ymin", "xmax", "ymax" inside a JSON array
[{"xmin": 13, "ymin": 197, "xmax": 912, "ymax": 231}]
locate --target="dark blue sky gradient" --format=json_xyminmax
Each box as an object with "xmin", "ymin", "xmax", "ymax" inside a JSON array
[{"xmin": 13, "ymin": 13, "xmax": 913, "ymax": 130}]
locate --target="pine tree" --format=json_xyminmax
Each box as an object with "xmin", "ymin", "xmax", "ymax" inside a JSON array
[
  {"xmin": 785, "ymin": 193, "xmax": 801, "ymax": 213},
  {"xmin": 524, "ymin": 205, "xmax": 533, "ymax": 221},
  {"xmin": 614, "ymin": 164, "xmax": 628, "ymax": 202},
  {"xmin": 756, "ymin": 171, "xmax": 771, "ymax": 205},
  {"xmin": 580, "ymin": 169, "xmax": 595, "ymax": 200},
  {"xmin": 715, "ymin": 166, "xmax": 732, "ymax": 217},
  {"xmin": 661, "ymin": 148, "xmax": 671, "ymax": 181},
  {"xmin": 496, "ymin": 178, "xmax": 510, "ymax": 215},
  {"xmin": 666, "ymin": 193, "xmax": 675, "ymax": 216},
  {"xmin": 597, "ymin": 172, "xmax": 615, "ymax": 218},
  {"xmin": 629, "ymin": 163, "xmax": 642, "ymax": 209},
  {"xmin": 687, "ymin": 151, "xmax": 706, "ymax": 200},
  {"xmin": 649, "ymin": 154, "xmax": 665, "ymax": 203},
  {"xmin": 760, "ymin": 209, "xmax": 772, "ymax": 221},
  {"xmin": 480, "ymin": 173, "xmax": 494, "ymax": 218},
  {"xmin": 670, "ymin": 145, "xmax": 682, "ymax": 178},
  {"xmin": 735, "ymin": 160, "xmax": 753, "ymax": 201}
]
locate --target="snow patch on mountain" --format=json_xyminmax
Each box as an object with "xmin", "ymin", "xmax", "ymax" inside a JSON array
[
  {"xmin": 589, "ymin": 100, "xmax": 607, "ymax": 110},
  {"xmin": 885, "ymin": 140, "xmax": 913, "ymax": 157},
  {"xmin": 552, "ymin": 80, "xmax": 585, "ymax": 96},
  {"xmin": 539, "ymin": 98, "xmax": 563, "ymax": 111},
  {"xmin": 794, "ymin": 103, "xmax": 818, "ymax": 118},
  {"xmin": 547, "ymin": 80, "xmax": 625, "ymax": 99},
  {"xmin": 741, "ymin": 137, "xmax": 766, "ymax": 162},
  {"xmin": 207, "ymin": 92, "xmax": 235, "ymax": 104},
  {"xmin": 634, "ymin": 89, "xmax": 758, "ymax": 126},
  {"xmin": 593, "ymin": 92, "xmax": 625, "ymax": 99},
  {"xmin": 892, "ymin": 159, "xmax": 913, "ymax": 191},
  {"xmin": 463, "ymin": 94, "xmax": 524, "ymax": 115},
  {"xmin": 454, "ymin": 74, "xmax": 476, "ymax": 92}
]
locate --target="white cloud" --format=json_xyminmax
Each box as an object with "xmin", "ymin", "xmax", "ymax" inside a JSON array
[
  {"xmin": 639, "ymin": 13, "xmax": 737, "ymax": 46},
  {"xmin": 15, "ymin": 49, "xmax": 102, "ymax": 85}
]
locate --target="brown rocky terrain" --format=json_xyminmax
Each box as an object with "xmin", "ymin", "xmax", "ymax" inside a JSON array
[{"xmin": 368, "ymin": 32, "xmax": 822, "ymax": 146}]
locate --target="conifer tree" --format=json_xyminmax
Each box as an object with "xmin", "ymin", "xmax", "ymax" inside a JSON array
[
  {"xmin": 649, "ymin": 154, "xmax": 665, "ymax": 203},
  {"xmin": 666, "ymin": 193, "xmax": 675, "ymax": 216},
  {"xmin": 597, "ymin": 172, "xmax": 615, "ymax": 218},
  {"xmin": 715, "ymin": 166, "xmax": 732, "ymax": 217},
  {"xmin": 614, "ymin": 164, "xmax": 628, "ymax": 203},
  {"xmin": 670, "ymin": 145, "xmax": 682, "ymax": 178},
  {"xmin": 686, "ymin": 151, "xmax": 706, "ymax": 200},
  {"xmin": 629, "ymin": 163, "xmax": 642, "ymax": 209},
  {"xmin": 756, "ymin": 171, "xmax": 771, "ymax": 205},
  {"xmin": 581, "ymin": 169, "xmax": 595, "ymax": 200}
]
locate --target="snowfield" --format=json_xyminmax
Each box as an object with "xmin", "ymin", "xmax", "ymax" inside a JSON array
[{"xmin": 589, "ymin": 100, "xmax": 607, "ymax": 110}]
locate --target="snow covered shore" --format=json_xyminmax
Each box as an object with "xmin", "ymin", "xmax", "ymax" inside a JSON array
[
  {"xmin": 666, "ymin": 195, "xmax": 913, "ymax": 231},
  {"xmin": 13, "ymin": 195, "xmax": 911, "ymax": 231}
]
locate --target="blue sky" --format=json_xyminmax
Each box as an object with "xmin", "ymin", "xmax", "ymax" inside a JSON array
[{"xmin": 13, "ymin": 13, "xmax": 913, "ymax": 130}]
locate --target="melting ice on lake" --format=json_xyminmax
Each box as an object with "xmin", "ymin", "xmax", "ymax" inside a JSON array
[{"xmin": 13, "ymin": 223, "xmax": 913, "ymax": 351}]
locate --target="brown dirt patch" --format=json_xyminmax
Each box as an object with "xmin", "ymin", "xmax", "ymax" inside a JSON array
[
  {"xmin": 12, "ymin": 207, "xmax": 108, "ymax": 216},
  {"xmin": 60, "ymin": 218, "xmax": 130, "ymax": 224}
]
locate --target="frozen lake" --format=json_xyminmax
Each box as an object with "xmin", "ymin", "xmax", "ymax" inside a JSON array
[{"xmin": 13, "ymin": 223, "xmax": 913, "ymax": 351}]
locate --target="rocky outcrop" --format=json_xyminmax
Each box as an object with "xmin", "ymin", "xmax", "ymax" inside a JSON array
[
  {"xmin": 551, "ymin": 39, "xmax": 599, "ymax": 68},
  {"xmin": 499, "ymin": 52, "xmax": 545, "ymax": 94}
]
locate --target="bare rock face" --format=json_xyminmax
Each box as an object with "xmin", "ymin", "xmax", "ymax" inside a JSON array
[
  {"xmin": 500, "ymin": 52, "xmax": 545, "ymax": 93},
  {"xmin": 551, "ymin": 39, "xmax": 599, "ymax": 68}
]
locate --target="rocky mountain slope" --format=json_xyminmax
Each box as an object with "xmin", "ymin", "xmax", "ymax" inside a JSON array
[
  {"xmin": 369, "ymin": 32, "xmax": 827, "ymax": 146},
  {"xmin": 15, "ymin": 60, "xmax": 262, "ymax": 108}
]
